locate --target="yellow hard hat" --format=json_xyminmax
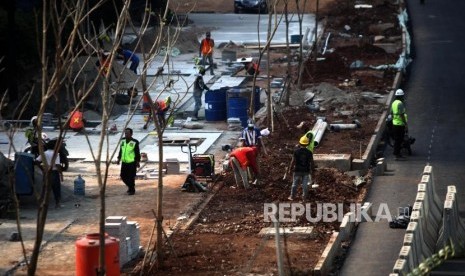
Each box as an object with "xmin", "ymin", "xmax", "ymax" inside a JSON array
[{"xmin": 299, "ymin": 136, "xmax": 309, "ymax": 145}]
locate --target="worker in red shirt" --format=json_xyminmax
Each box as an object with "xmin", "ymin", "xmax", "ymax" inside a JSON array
[
  {"xmin": 229, "ymin": 146, "xmax": 260, "ymax": 188},
  {"xmin": 69, "ymin": 109, "xmax": 86, "ymax": 132}
]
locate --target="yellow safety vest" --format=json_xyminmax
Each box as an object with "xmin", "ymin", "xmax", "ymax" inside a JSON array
[
  {"xmin": 391, "ymin": 99, "xmax": 407, "ymax": 126},
  {"xmin": 121, "ymin": 140, "xmax": 137, "ymax": 163}
]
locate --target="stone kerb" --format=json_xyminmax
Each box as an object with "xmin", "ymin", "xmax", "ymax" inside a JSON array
[{"xmin": 313, "ymin": 211, "xmax": 358, "ymax": 274}]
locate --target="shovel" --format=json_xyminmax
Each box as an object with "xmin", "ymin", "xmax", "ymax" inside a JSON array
[{"xmin": 282, "ymin": 156, "xmax": 294, "ymax": 180}]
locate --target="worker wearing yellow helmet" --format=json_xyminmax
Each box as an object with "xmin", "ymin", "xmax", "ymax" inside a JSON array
[{"xmin": 286, "ymin": 135, "xmax": 315, "ymax": 201}]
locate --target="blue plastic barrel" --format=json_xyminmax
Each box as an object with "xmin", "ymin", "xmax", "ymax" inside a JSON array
[
  {"xmin": 290, "ymin": 34, "xmax": 303, "ymax": 44},
  {"xmin": 205, "ymin": 89, "xmax": 227, "ymax": 121},
  {"xmin": 15, "ymin": 152, "xmax": 35, "ymax": 195},
  {"xmin": 228, "ymin": 97, "xmax": 248, "ymax": 127}
]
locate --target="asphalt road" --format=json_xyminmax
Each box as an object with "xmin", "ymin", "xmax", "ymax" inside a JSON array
[{"xmin": 341, "ymin": 0, "xmax": 465, "ymax": 275}]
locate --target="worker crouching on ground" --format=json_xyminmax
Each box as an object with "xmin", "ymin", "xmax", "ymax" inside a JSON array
[
  {"xmin": 287, "ymin": 136, "xmax": 315, "ymax": 201},
  {"xmin": 143, "ymin": 96, "xmax": 172, "ymax": 130},
  {"xmin": 68, "ymin": 108, "xmax": 86, "ymax": 132},
  {"xmin": 236, "ymin": 57, "xmax": 260, "ymax": 76},
  {"xmin": 229, "ymin": 146, "xmax": 260, "ymax": 188}
]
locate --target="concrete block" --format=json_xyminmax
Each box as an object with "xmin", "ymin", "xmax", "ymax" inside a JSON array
[
  {"xmin": 376, "ymin": 160, "xmax": 384, "ymax": 176},
  {"xmin": 127, "ymin": 221, "xmax": 141, "ymax": 259},
  {"xmin": 314, "ymin": 154, "xmax": 351, "ymax": 172},
  {"xmin": 393, "ymin": 258, "xmax": 408, "ymax": 274},
  {"xmin": 351, "ymin": 158, "xmax": 367, "ymax": 171}
]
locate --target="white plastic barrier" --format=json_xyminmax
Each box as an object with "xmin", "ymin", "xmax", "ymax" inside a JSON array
[
  {"xmin": 393, "ymin": 165, "xmax": 443, "ymax": 274},
  {"xmin": 436, "ymin": 187, "xmax": 465, "ymax": 254}
]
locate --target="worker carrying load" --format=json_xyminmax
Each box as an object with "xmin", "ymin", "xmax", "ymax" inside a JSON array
[{"xmin": 228, "ymin": 146, "xmax": 260, "ymax": 188}]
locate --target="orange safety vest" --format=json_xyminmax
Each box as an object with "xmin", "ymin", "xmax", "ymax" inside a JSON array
[
  {"xmin": 157, "ymin": 100, "xmax": 167, "ymax": 111},
  {"xmin": 201, "ymin": 38, "xmax": 214, "ymax": 56},
  {"xmin": 70, "ymin": 111, "xmax": 84, "ymax": 129}
]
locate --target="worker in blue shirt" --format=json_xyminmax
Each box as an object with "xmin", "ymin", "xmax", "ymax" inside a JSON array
[{"xmin": 117, "ymin": 47, "xmax": 140, "ymax": 74}]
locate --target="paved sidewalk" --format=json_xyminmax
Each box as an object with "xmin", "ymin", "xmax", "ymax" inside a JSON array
[{"xmin": 341, "ymin": 158, "xmax": 425, "ymax": 275}]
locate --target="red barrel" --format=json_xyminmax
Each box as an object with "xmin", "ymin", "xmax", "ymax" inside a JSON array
[{"xmin": 75, "ymin": 233, "xmax": 120, "ymax": 276}]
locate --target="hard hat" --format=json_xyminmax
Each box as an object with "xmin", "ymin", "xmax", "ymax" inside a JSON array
[
  {"xmin": 247, "ymin": 119, "xmax": 254, "ymax": 128},
  {"xmin": 30, "ymin": 116, "xmax": 38, "ymax": 126},
  {"xmin": 299, "ymin": 136, "xmax": 310, "ymax": 145},
  {"xmin": 395, "ymin": 89, "xmax": 404, "ymax": 96},
  {"xmin": 206, "ymin": 31, "xmax": 211, "ymax": 36}
]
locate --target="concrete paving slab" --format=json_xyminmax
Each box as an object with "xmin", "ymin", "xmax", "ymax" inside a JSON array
[
  {"xmin": 188, "ymin": 13, "xmax": 318, "ymax": 45},
  {"xmin": 140, "ymin": 131, "xmax": 223, "ymax": 163}
]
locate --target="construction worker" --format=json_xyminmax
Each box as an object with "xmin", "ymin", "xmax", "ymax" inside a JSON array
[
  {"xmin": 287, "ymin": 136, "xmax": 315, "ymax": 201},
  {"xmin": 193, "ymin": 67, "xmax": 210, "ymax": 121},
  {"xmin": 241, "ymin": 119, "xmax": 264, "ymax": 153},
  {"xmin": 96, "ymin": 50, "xmax": 112, "ymax": 77},
  {"xmin": 391, "ymin": 88, "xmax": 408, "ymax": 159},
  {"xmin": 143, "ymin": 96, "xmax": 172, "ymax": 129},
  {"xmin": 69, "ymin": 109, "xmax": 86, "ymax": 132},
  {"xmin": 237, "ymin": 57, "xmax": 260, "ymax": 76},
  {"xmin": 229, "ymin": 146, "xmax": 260, "ymax": 188},
  {"xmin": 116, "ymin": 128, "xmax": 141, "ymax": 195},
  {"xmin": 199, "ymin": 31, "xmax": 215, "ymax": 75},
  {"xmin": 117, "ymin": 47, "xmax": 140, "ymax": 74}
]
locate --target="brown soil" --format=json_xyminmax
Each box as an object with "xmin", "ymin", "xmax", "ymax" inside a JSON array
[
  {"xmin": 143, "ymin": 1, "xmax": 399, "ymax": 275},
  {"xmin": 7, "ymin": 0, "xmax": 400, "ymax": 275}
]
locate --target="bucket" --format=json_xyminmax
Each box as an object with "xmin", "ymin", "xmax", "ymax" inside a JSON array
[
  {"xmin": 290, "ymin": 34, "xmax": 303, "ymax": 44},
  {"xmin": 205, "ymin": 89, "xmax": 227, "ymax": 121},
  {"xmin": 75, "ymin": 233, "xmax": 120, "ymax": 276},
  {"xmin": 14, "ymin": 152, "xmax": 35, "ymax": 195}
]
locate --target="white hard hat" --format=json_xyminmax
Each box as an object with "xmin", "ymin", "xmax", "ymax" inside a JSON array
[
  {"xmin": 30, "ymin": 116, "xmax": 38, "ymax": 126},
  {"xmin": 395, "ymin": 89, "xmax": 404, "ymax": 96}
]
